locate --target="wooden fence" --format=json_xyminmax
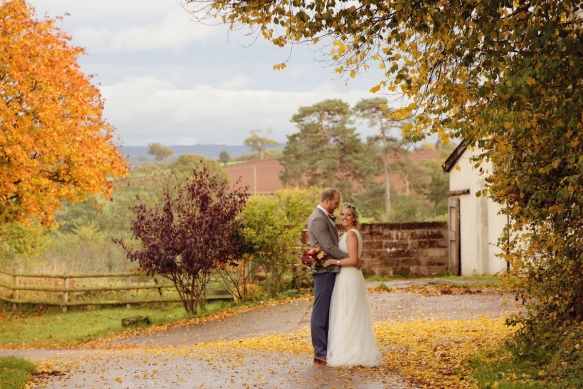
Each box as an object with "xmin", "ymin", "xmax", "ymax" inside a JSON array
[{"xmin": 0, "ymin": 269, "xmax": 232, "ymax": 312}]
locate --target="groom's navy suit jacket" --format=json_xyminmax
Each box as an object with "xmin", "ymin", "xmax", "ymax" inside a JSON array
[{"xmin": 307, "ymin": 207, "xmax": 347, "ymax": 273}]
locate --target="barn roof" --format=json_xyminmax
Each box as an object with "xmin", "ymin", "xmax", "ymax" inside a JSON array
[{"xmin": 442, "ymin": 139, "xmax": 469, "ymax": 173}]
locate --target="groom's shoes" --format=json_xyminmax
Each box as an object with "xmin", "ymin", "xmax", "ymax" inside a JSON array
[{"xmin": 314, "ymin": 355, "xmax": 327, "ymax": 364}]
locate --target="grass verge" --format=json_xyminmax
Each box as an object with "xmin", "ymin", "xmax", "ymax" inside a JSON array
[
  {"xmin": 364, "ymin": 274, "xmax": 405, "ymax": 282},
  {"xmin": 0, "ymin": 356, "xmax": 35, "ymax": 389},
  {"xmin": 364, "ymin": 273, "xmax": 518, "ymax": 288},
  {"xmin": 468, "ymin": 347, "xmax": 569, "ymax": 389},
  {"xmin": 0, "ymin": 300, "xmax": 232, "ymax": 349}
]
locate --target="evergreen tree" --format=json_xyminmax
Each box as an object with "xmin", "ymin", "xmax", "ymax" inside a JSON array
[{"xmin": 279, "ymin": 99, "xmax": 377, "ymax": 200}]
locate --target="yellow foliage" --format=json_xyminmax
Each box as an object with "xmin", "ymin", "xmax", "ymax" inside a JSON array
[
  {"xmin": 70, "ymin": 313, "xmax": 513, "ymax": 389},
  {"xmin": 369, "ymin": 84, "xmax": 381, "ymax": 93},
  {"xmin": 0, "ymin": 220, "xmax": 53, "ymax": 260}
]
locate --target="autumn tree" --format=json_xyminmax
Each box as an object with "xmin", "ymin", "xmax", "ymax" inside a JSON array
[
  {"xmin": 148, "ymin": 142, "xmax": 174, "ymax": 163},
  {"xmin": 218, "ymin": 150, "xmax": 230, "ymax": 166},
  {"xmin": 0, "ymin": 0, "xmax": 128, "ymax": 226},
  {"xmin": 182, "ymin": 0, "xmax": 583, "ymax": 378},
  {"xmin": 278, "ymin": 99, "xmax": 377, "ymax": 200},
  {"xmin": 116, "ymin": 167, "xmax": 248, "ymax": 315},
  {"xmin": 243, "ymin": 129, "xmax": 279, "ymax": 160}
]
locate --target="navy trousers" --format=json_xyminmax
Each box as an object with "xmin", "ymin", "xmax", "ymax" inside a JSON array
[{"xmin": 311, "ymin": 272, "xmax": 336, "ymax": 356}]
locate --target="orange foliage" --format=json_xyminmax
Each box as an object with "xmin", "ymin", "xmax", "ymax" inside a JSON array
[{"xmin": 0, "ymin": 0, "xmax": 128, "ymax": 225}]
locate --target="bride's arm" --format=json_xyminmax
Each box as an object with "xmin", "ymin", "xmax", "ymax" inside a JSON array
[{"xmin": 323, "ymin": 231, "xmax": 359, "ymax": 267}]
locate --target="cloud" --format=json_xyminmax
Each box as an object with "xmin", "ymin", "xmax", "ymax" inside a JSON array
[
  {"xmin": 28, "ymin": 0, "xmax": 408, "ymax": 146},
  {"xmin": 100, "ymin": 76, "xmax": 378, "ymax": 146},
  {"xmin": 74, "ymin": 9, "xmax": 217, "ymax": 52},
  {"xmin": 219, "ymin": 76, "xmax": 254, "ymax": 90}
]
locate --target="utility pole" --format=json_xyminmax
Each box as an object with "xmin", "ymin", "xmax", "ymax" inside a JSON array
[{"xmin": 253, "ymin": 165, "xmax": 257, "ymax": 194}]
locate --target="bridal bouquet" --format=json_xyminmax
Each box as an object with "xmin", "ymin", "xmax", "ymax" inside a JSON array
[{"xmin": 301, "ymin": 247, "xmax": 327, "ymax": 270}]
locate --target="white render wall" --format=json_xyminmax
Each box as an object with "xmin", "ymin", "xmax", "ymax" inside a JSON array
[{"xmin": 449, "ymin": 147, "xmax": 509, "ymax": 275}]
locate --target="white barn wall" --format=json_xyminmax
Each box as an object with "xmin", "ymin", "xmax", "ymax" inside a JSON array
[
  {"xmin": 448, "ymin": 147, "xmax": 508, "ymax": 275},
  {"xmin": 487, "ymin": 199, "xmax": 508, "ymax": 274}
]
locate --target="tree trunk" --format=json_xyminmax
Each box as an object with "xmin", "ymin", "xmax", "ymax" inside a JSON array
[
  {"xmin": 381, "ymin": 127, "xmax": 390, "ymax": 222},
  {"xmin": 383, "ymin": 153, "xmax": 390, "ymax": 222}
]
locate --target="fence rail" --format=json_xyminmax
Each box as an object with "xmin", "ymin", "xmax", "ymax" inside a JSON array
[{"xmin": 0, "ymin": 269, "xmax": 232, "ymax": 312}]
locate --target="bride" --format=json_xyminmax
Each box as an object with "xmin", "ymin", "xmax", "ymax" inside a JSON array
[{"xmin": 322, "ymin": 203, "xmax": 383, "ymax": 367}]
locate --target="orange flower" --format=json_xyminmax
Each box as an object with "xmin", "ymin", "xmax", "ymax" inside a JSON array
[{"xmin": 300, "ymin": 248, "xmax": 327, "ymax": 270}]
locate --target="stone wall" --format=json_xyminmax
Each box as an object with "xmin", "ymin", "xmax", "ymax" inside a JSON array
[
  {"xmin": 302, "ymin": 221, "xmax": 449, "ymax": 276},
  {"xmin": 358, "ymin": 222, "xmax": 449, "ymax": 276}
]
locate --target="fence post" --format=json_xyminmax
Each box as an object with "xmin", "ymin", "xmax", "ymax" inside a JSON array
[
  {"xmin": 12, "ymin": 275, "xmax": 18, "ymax": 310},
  {"xmin": 126, "ymin": 275, "xmax": 131, "ymax": 309},
  {"xmin": 62, "ymin": 277, "xmax": 69, "ymax": 313}
]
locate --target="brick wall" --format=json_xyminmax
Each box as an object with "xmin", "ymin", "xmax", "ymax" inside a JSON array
[
  {"xmin": 358, "ymin": 222, "xmax": 449, "ymax": 276},
  {"xmin": 302, "ymin": 221, "xmax": 449, "ymax": 276}
]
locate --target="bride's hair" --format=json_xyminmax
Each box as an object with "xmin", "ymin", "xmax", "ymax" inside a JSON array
[{"xmin": 340, "ymin": 203, "xmax": 360, "ymax": 227}]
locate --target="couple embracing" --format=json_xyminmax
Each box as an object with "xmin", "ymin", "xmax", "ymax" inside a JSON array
[{"xmin": 308, "ymin": 188, "xmax": 383, "ymax": 367}]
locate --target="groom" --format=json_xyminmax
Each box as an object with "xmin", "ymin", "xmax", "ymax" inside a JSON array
[{"xmin": 308, "ymin": 188, "xmax": 348, "ymax": 364}]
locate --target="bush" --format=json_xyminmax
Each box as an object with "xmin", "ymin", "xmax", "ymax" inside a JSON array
[
  {"xmin": 292, "ymin": 264, "xmax": 314, "ymax": 291},
  {"xmin": 504, "ymin": 315, "xmax": 583, "ymax": 387},
  {"xmin": 242, "ymin": 189, "xmax": 314, "ymax": 298},
  {"xmin": 244, "ymin": 284, "xmax": 267, "ymax": 301}
]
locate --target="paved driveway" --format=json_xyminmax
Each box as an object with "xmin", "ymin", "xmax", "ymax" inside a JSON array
[{"xmin": 1, "ymin": 280, "xmax": 519, "ymax": 389}]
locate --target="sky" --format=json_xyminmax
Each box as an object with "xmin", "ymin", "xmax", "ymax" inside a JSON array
[{"xmin": 27, "ymin": 0, "xmax": 403, "ymax": 147}]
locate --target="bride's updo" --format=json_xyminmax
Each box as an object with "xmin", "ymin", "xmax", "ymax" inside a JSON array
[{"xmin": 340, "ymin": 202, "xmax": 360, "ymax": 227}]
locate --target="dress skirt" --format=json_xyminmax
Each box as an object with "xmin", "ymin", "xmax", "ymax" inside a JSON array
[{"xmin": 327, "ymin": 266, "xmax": 383, "ymax": 367}]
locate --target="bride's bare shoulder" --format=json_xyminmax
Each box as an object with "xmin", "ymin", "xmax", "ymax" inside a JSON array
[{"xmin": 346, "ymin": 229, "xmax": 361, "ymax": 238}]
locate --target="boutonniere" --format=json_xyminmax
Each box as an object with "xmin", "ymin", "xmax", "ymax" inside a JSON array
[{"xmin": 328, "ymin": 213, "xmax": 336, "ymax": 222}]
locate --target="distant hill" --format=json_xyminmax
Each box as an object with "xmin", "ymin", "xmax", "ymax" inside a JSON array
[{"xmin": 121, "ymin": 144, "xmax": 283, "ymax": 161}]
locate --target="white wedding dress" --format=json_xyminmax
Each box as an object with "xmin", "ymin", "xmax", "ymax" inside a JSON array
[{"xmin": 327, "ymin": 229, "xmax": 383, "ymax": 367}]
